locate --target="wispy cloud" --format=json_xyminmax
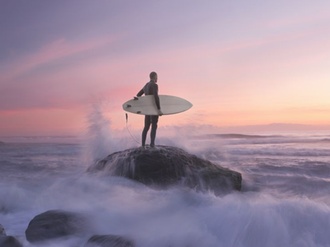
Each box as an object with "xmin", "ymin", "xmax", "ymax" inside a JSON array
[
  {"xmin": 0, "ymin": 36, "xmax": 115, "ymax": 82},
  {"xmin": 0, "ymin": 35, "xmax": 126, "ymax": 111}
]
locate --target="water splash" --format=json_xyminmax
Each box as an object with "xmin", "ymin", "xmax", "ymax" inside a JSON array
[{"xmin": 83, "ymin": 102, "xmax": 115, "ymax": 163}]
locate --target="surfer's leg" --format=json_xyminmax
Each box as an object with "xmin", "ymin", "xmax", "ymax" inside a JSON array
[
  {"xmin": 142, "ymin": 116, "xmax": 151, "ymax": 146},
  {"xmin": 150, "ymin": 116, "xmax": 159, "ymax": 147}
]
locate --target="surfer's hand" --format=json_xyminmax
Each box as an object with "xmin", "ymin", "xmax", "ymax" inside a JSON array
[
  {"xmin": 158, "ymin": 109, "xmax": 163, "ymax": 116},
  {"xmin": 134, "ymin": 96, "xmax": 139, "ymax": 100}
]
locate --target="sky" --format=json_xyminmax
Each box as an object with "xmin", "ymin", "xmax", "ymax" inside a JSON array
[{"xmin": 1, "ymin": 0, "xmax": 330, "ymax": 136}]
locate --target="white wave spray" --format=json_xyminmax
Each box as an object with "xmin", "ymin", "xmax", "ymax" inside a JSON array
[{"xmin": 83, "ymin": 102, "xmax": 116, "ymax": 163}]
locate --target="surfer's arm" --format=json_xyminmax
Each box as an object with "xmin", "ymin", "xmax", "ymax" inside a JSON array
[
  {"xmin": 154, "ymin": 95, "xmax": 162, "ymax": 116},
  {"xmin": 153, "ymin": 84, "xmax": 161, "ymax": 110},
  {"xmin": 136, "ymin": 88, "xmax": 144, "ymax": 97},
  {"xmin": 154, "ymin": 95, "xmax": 161, "ymax": 110}
]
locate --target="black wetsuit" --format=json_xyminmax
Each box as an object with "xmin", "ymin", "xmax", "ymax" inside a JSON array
[{"xmin": 136, "ymin": 81, "xmax": 160, "ymax": 147}]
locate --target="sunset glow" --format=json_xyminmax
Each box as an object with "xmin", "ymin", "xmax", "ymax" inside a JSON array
[{"xmin": 1, "ymin": 1, "xmax": 330, "ymax": 136}]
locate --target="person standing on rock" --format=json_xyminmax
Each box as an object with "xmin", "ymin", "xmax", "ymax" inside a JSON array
[{"xmin": 135, "ymin": 71, "xmax": 163, "ymax": 147}]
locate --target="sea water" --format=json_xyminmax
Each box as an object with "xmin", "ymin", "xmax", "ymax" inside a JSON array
[{"xmin": 1, "ymin": 131, "xmax": 330, "ymax": 247}]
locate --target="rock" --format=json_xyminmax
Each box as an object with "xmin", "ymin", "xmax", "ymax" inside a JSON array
[
  {"xmin": 0, "ymin": 226, "xmax": 22, "ymax": 247},
  {"xmin": 0, "ymin": 236, "xmax": 22, "ymax": 247},
  {"xmin": 87, "ymin": 145, "xmax": 242, "ymax": 194},
  {"xmin": 25, "ymin": 210, "xmax": 88, "ymax": 243},
  {"xmin": 84, "ymin": 234, "xmax": 134, "ymax": 247},
  {"xmin": 0, "ymin": 225, "xmax": 5, "ymax": 236}
]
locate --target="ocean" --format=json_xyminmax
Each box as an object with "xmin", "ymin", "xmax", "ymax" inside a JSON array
[{"xmin": 1, "ymin": 132, "xmax": 330, "ymax": 247}]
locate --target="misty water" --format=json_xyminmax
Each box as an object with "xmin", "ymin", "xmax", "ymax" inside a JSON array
[{"xmin": 1, "ymin": 128, "xmax": 330, "ymax": 246}]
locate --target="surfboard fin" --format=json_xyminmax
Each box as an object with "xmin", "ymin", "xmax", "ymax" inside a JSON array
[{"xmin": 126, "ymin": 104, "xmax": 132, "ymax": 108}]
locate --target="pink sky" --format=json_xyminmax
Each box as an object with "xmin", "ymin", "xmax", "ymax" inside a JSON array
[{"xmin": 1, "ymin": 1, "xmax": 330, "ymax": 136}]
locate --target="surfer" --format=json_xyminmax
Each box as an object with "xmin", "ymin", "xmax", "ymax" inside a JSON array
[{"xmin": 136, "ymin": 71, "xmax": 163, "ymax": 147}]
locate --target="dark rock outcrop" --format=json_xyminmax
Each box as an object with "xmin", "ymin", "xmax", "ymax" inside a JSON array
[
  {"xmin": 0, "ymin": 236, "xmax": 22, "ymax": 247},
  {"xmin": 84, "ymin": 234, "xmax": 134, "ymax": 247},
  {"xmin": 0, "ymin": 224, "xmax": 22, "ymax": 247},
  {"xmin": 0, "ymin": 225, "xmax": 5, "ymax": 236},
  {"xmin": 25, "ymin": 210, "xmax": 88, "ymax": 243},
  {"xmin": 87, "ymin": 145, "xmax": 242, "ymax": 194}
]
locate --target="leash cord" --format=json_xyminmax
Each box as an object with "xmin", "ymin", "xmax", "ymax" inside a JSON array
[{"xmin": 125, "ymin": 113, "xmax": 140, "ymax": 145}]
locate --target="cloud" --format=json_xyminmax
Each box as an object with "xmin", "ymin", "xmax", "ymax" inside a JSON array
[
  {"xmin": 0, "ymin": 35, "xmax": 131, "ymax": 111},
  {"xmin": 0, "ymin": 36, "xmax": 115, "ymax": 82}
]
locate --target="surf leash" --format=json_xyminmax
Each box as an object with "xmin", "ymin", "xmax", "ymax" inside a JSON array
[{"xmin": 125, "ymin": 113, "xmax": 141, "ymax": 145}]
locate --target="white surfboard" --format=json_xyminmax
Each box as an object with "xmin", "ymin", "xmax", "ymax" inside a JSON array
[{"xmin": 123, "ymin": 95, "xmax": 193, "ymax": 115}]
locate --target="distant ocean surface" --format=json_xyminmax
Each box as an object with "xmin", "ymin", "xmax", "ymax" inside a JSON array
[{"xmin": 1, "ymin": 132, "xmax": 330, "ymax": 247}]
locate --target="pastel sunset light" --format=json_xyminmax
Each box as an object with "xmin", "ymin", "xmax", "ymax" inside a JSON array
[{"xmin": 1, "ymin": 1, "xmax": 330, "ymax": 136}]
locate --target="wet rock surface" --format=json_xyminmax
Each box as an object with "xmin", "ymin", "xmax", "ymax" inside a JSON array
[
  {"xmin": 0, "ymin": 224, "xmax": 22, "ymax": 247},
  {"xmin": 0, "ymin": 236, "xmax": 22, "ymax": 247},
  {"xmin": 87, "ymin": 145, "xmax": 242, "ymax": 194},
  {"xmin": 84, "ymin": 234, "xmax": 135, "ymax": 247},
  {"xmin": 25, "ymin": 210, "xmax": 88, "ymax": 243},
  {"xmin": 23, "ymin": 210, "xmax": 133, "ymax": 246}
]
